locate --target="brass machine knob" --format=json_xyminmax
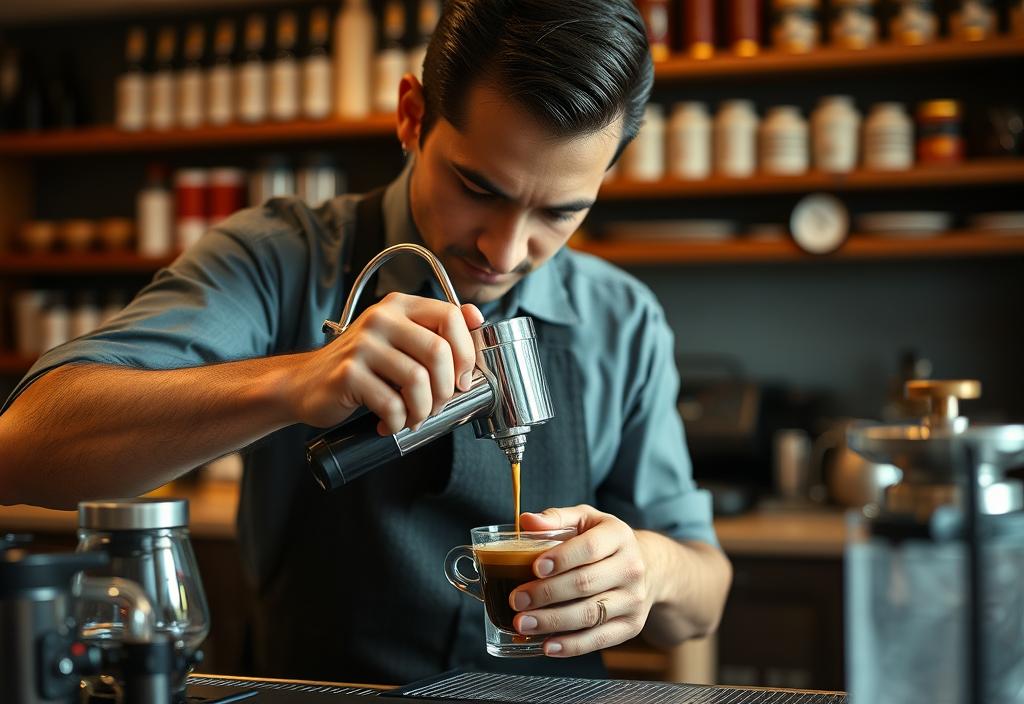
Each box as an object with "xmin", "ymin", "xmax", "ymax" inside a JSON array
[{"xmin": 905, "ymin": 379, "xmax": 982, "ymax": 429}]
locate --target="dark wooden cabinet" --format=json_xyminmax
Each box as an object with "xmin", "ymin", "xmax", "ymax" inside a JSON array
[{"xmin": 717, "ymin": 555, "xmax": 844, "ymax": 691}]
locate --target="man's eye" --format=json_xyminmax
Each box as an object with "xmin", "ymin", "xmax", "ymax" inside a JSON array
[
  {"xmin": 460, "ymin": 181, "xmax": 494, "ymax": 200},
  {"xmin": 545, "ymin": 209, "xmax": 577, "ymax": 223}
]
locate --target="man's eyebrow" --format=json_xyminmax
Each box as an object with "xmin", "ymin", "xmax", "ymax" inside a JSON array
[{"xmin": 451, "ymin": 162, "xmax": 595, "ymax": 213}]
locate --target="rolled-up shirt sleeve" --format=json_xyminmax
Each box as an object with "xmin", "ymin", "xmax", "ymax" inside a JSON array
[{"xmin": 596, "ymin": 303, "xmax": 718, "ymax": 547}]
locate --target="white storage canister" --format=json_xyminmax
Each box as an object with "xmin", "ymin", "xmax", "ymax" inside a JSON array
[
  {"xmin": 760, "ymin": 106, "xmax": 809, "ymax": 175},
  {"xmin": 715, "ymin": 100, "xmax": 759, "ymax": 177},
  {"xmin": 863, "ymin": 102, "xmax": 914, "ymax": 171},
  {"xmin": 812, "ymin": 96, "xmax": 861, "ymax": 173},
  {"xmin": 668, "ymin": 102, "xmax": 712, "ymax": 180},
  {"xmin": 621, "ymin": 104, "xmax": 666, "ymax": 182}
]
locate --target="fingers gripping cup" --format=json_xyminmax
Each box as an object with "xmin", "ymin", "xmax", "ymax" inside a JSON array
[{"xmin": 444, "ymin": 525, "xmax": 576, "ymax": 657}]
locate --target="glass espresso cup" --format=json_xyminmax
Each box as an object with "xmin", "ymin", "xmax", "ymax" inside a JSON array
[{"xmin": 444, "ymin": 524, "xmax": 576, "ymax": 657}]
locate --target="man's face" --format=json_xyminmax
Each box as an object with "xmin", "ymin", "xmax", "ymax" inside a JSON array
[{"xmin": 403, "ymin": 82, "xmax": 624, "ymax": 304}]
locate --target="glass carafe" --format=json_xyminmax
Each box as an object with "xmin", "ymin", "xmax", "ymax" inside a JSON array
[{"xmin": 75, "ymin": 499, "xmax": 210, "ymax": 701}]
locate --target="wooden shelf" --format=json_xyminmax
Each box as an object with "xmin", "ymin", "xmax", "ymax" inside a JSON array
[
  {"xmin": 599, "ymin": 160, "xmax": 1024, "ymax": 200},
  {"xmin": 0, "ymin": 353, "xmax": 34, "ymax": 375},
  {"xmin": 572, "ymin": 231, "xmax": 1024, "ymax": 264},
  {"xmin": 0, "ymin": 115, "xmax": 396, "ymax": 157},
  {"xmin": 0, "ymin": 251, "xmax": 177, "ymax": 274},
  {"xmin": 654, "ymin": 36, "xmax": 1024, "ymax": 81}
]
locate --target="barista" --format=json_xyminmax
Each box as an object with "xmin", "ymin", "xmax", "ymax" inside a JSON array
[{"xmin": 0, "ymin": 0, "xmax": 731, "ymax": 685}]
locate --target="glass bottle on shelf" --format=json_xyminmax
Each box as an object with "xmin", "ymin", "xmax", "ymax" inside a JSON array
[
  {"xmin": 12, "ymin": 50, "xmax": 45, "ymax": 131},
  {"xmin": 638, "ymin": 0, "xmax": 671, "ymax": 62},
  {"xmin": 177, "ymin": 23, "xmax": 206, "ymax": 129},
  {"xmin": 238, "ymin": 14, "xmax": 269, "ymax": 124},
  {"xmin": 137, "ymin": 163, "xmax": 174, "ymax": 257},
  {"xmin": 207, "ymin": 18, "xmax": 237, "ymax": 126},
  {"xmin": 889, "ymin": 0, "xmax": 937, "ymax": 46},
  {"xmin": 375, "ymin": 0, "xmax": 407, "ymax": 113},
  {"xmin": 950, "ymin": 0, "xmax": 996, "ymax": 41},
  {"xmin": 0, "ymin": 46, "xmax": 19, "ymax": 131},
  {"xmin": 302, "ymin": 7, "xmax": 333, "ymax": 120},
  {"xmin": 116, "ymin": 27, "xmax": 147, "ymax": 131},
  {"xmin": 1013, "ymin": 1, "xmax": 1024, "ymax": 37},
  {"xmin": 270, "ymin": 11, "xmax": 300, "ymax": 121},
  {"xmin": 772, "ymin": 0, "xmax": 821, "ymax": 53},
  {"xmin": 148, "ymin": 26, "xmax": 176, "ymax": 131},
  {"xmin": 334, "ymin": 0, "xmax": 375, "ymax": 118},
  {"xmin": 408, "ymin": 0, "xmax": 441, "ymax": 81}
]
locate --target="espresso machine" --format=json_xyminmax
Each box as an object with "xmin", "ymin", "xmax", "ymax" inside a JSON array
[
  {"xmin": 846, "ymin": 380, "xmax": 1024, "ymax": 704},
  {"xmin": 0, "ymin": 498, "xmax": 208, "ymax": 704},
  {"xmin": 307, "ymin": 244, "xmax": 555, "ymax": 490},
  {"xmin": 0, "ymin": 534, "xmax": 177, "ymax": 704}
]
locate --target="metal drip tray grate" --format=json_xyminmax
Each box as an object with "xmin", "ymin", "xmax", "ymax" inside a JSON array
[
  {"xmin": 188, "ymin": 675, "xmax": 380, "ymax": 696},
  {"xmin": 394, "ymin": 671, "xmax": 847, "ymax": 704}
]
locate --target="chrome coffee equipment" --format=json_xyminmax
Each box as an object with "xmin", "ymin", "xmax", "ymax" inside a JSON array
[
  {"xmin": 845, "ymin": 380, "xmax": 1024, "ymax": 704},
  {"xmin": 307, "ymin": 244, "xmax": 555, "ymax": 490},
  {"xmin": 0, "ymin": 534, "xmax": 176, "ymax": 704},
  {"xmin": 76, "ymin": 498, "xmax": 210, "ymax": 702}
]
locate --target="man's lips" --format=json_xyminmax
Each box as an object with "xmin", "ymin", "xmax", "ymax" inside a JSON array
[{"xmin": 457, "ymin": 256, "xmax": 513, "ymax": 285}]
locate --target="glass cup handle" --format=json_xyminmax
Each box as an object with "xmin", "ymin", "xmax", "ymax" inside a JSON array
[{"xmin": 444, "ymin": 545, "xmax": 483, "ymax": 602}]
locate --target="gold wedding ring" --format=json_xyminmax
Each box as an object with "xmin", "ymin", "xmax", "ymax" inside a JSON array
[{"xmin": 595, "ymin": 598, "xmax": 609, "ymax": 627}]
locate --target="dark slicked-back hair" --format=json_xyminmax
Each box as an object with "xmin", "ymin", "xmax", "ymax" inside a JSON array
[{"xmin": 420, "ymin": 0, "xmax": 654, "ymax": 164}]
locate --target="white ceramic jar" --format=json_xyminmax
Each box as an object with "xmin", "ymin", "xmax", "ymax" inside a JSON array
[
  {"xmin": 812, "ymin": 96, "xmax": 861, "ymax": 173},
  {"xmin": 772, "ymin": 0, "xmax": 821, "ymax": 53},
  {"xmin": 622, "ymin": 104, "xmax": 666, "ymax": 182},
  {"xmin": 832, "ymin": 0, "xmax": 878, "ymax": 49},
  {"xmin": 761, "ymin": 106, "xmax": 809, "ymax": 175},
  {"xmin": 715, "ymin": 100, "xmax": 759, "ymax": 178},
  {"xmin": 863, "ymin": 103, "xmax": 914, "ymax": 171},
  {"xmin": 668, "ymin": 102, "xmax": 712, "ymax": 180},
  {"xmin": 890, "ymin": 0, "xmax": 938, "ymax": 45}
]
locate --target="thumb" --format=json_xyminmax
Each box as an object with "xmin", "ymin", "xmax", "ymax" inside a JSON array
[
  {"xmin": 519, "ymin": 506, "xmax": 587, "ymax": 532},
  {"xmin": 461, "ymin": 303, "xmax": 485, "ymax": 330}
]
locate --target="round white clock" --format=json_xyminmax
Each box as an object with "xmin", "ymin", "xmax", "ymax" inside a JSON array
[{"xmin": 790, "ymin": 193, "xmax": 850, "ymax": 255}]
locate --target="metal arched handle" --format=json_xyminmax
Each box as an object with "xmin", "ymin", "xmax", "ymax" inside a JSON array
[{"xmin": 323, "ymin": 243, "xmax": 462, "ymax": 338}]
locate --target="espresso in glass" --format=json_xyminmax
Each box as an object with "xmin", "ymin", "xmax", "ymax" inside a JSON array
[
  {"xmin": 475, "ymin": 540, "xmax": 556, "ymax": 631},
  {"xmin": 444, "ymin": 525, "xmax": 576, "ymax": 657}
]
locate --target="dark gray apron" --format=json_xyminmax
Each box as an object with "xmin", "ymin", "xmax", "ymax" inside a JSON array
[{"xmin": 245, "ymin": 191, "xmax": 606, "ymax": 684}]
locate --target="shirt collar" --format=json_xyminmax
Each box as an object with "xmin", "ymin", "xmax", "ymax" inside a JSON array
[{"xmin": 376, "ymin": 158, "xmax": 580, "ymax": 327}]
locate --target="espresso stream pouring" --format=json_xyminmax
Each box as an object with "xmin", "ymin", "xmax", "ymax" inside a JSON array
[{"xmin": 306, "ymin": 243, "xmax": 555, "ymax": 491}]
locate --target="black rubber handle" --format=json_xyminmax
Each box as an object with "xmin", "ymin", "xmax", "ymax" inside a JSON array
[{"xmin": 306, "ymin": 410, "xmax": 402, "ymax": 491}]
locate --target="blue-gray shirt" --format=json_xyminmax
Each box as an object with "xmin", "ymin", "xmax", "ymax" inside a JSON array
[{"xmin": 3, "ymin": 162, "xmax": 716, "ymax": 547}]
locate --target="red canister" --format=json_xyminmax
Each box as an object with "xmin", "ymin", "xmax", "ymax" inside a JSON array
[
  {"xmin": 729, "ymin": 0, "xmax": 762, "ymax": 57},
  {"xmin": 175, "ymin": 168, "xmax": 209, "ymax": 250},
  {"xmin": 683, "ymin": 0, "xmax": 715, "ymax": 59},
  {"xmin": 208, "ymin": 168, "xmax": 247, "ymax": 223}
]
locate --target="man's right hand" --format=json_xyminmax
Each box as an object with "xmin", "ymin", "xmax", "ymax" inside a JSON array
[{"xmin": 289, "ymin": 293, "xmax": 485, "ymax": 435}]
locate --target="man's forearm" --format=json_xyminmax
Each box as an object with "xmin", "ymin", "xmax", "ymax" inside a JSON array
[
  {"xmin": 0, "ymin": 358, "xmax": 301, "ymax": 509},
  {"xmin": 636, "ymin": 530, "xmax": 733, "ymax": 647}
]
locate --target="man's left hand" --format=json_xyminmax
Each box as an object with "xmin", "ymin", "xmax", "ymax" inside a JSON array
[{"xmin": 511, "ymin": 505, "xmax": 654, "ymax": 658}]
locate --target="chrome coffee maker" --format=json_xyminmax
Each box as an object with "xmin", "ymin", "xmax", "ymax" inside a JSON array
[
  {"xmin": 0, "ymin": 534, "xmax": 177, "ymax": 704},
  {"xmin": 846, "ymin": 380, "xmax": 1024, "ymax": 704},
  {"xmin": 307, "ymin": 244, "xmax": 555, "ymax": 490}
]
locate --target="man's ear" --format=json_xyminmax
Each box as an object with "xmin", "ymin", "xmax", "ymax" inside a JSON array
[{"xmin": 397, "ymin": 74, "xmax": 426, "ymax": 153}]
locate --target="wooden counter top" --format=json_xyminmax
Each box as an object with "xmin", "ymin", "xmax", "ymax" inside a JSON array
[
  {"xmin": 0, "ymin": 480, "xmax": 241, "ymax": 540},
  {"xmin": 1, "ymin": 481, "xmax": 848, "ymax": 557}
]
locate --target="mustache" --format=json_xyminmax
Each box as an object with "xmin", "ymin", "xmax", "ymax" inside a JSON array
[{"xmin": 444, "ymin": 246, "xmax": 533, "ymax": 276}]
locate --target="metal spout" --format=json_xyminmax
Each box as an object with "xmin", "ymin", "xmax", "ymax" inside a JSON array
[{"xmin": 495, "ymin": 431, "xmax": 529, "ymax": 465}]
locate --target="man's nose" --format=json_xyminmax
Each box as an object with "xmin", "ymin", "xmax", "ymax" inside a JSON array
[{"xmin": 476, "ymin": 210, "xmax": 529, "ymax": 275}]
